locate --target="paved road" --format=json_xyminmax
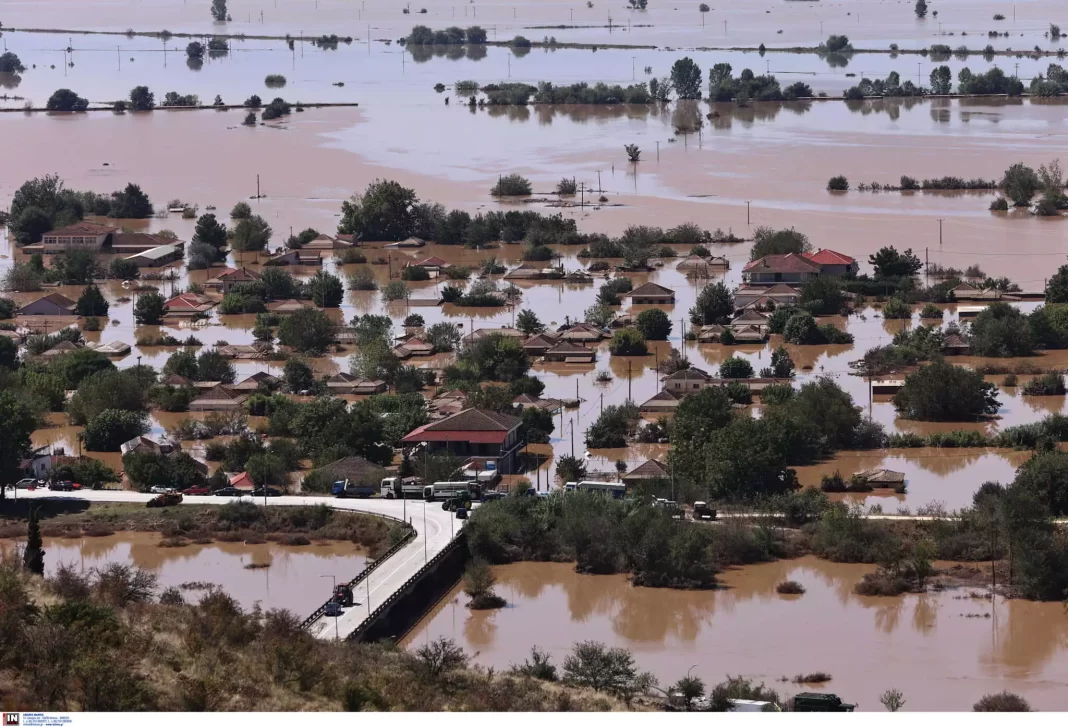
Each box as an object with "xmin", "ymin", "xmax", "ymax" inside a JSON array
[{"xmin": 8, "ymin": 488, "xmax": 464, "ymax": 640}]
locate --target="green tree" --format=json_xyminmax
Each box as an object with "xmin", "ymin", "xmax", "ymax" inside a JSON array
[
  {"xmin": 799, "ymin": 276, "xmax": 846, "ymax": 315},
  {"xmin": 670, "ymin": 57, "xmax": 703, "ymax": 99},
  {"xmin": 586, "ymin": 402, "xmax": 639, "ymax": 448},
  {"xmin": 1011, "ymin": 450, "xmax": 1068, "ymax": 516},
  {"xmin": 690, "ymin": 281, "xmax": 734, "ymax": 325},
  {"xmin": 718, "ymin": 356, "xmax": 754, "ymax": 378},
  {"xmin": 211, "ymin": 0, "xmax": 229, "ymax": 22},
  {"xmin": 749, "ymin": 227, "xmax": 810, "ymax": 260},
  {"xmin": 259, "ymin": 267, "xmax": 299, "ymax": 300},
  {"xmin": 24, "ymin": 508, "xmax": 45, "ymax": 575},
  {"xmin": 82, "ymin": 409, "xmax": 150, "ymax": 451},
  {"xmin": 425, "ymin": 322, "xmax": 461, "ymax": 352},
  {"xmin": 608, "ymin": 327, "xmax": 647, "ymax": 356},
  {"xmin": 915, "ymin": 0, "xmax": 928, "ymax": 18},
  {"xmin": 128, "ymin": 85, "xmax": 155, "ymax": 110},
  {"xmin": 339, "ymin": 179, "xmax": 419, "ymax": 242},
  {"xmin": 0, "ymin": 52, "xmax": 27, "ymax": 74},
  {"xmin": 277, "ymin": 307, "xmax": 338, "ymax": 355},
  {"xmin": 75, "ymin": 284, "xmax": 109, "ymax": 317},
  {"xmin": 636, "ymin": 309, "xmax": 672, "ymax": 340},
  {"xmin": 193, "ymin": 212, "xmax": 228, "ymax": 249},
  {"xmin": 230, "ymin": 201, "xmax": 252, "ymax": 219},
  {"xmin": 893, "ymin": 360, "xmax": 1000, "ymax": 421},
  {"xmin": 0, "ymin": 337, "xmax": 17, "ymax": 370},
  {"xmin": 109, "ymin": 183, "xmax": 153, "ymax": 218},
  {"xmin": 930, "ymin": 65, "xmax": 952, "ymax": 94},
  {"xmin": 1001, "ymin": 163, "xmax": 1040, "ymax": 206},
  {"xmin": 969, "ymin": 301, "xmax": 1034, "ymax": 357},
  {"xmin": 246, "ymin": 452, "xmax": 287, "ymax": 486},
  {"xmin": 283, "ymin": 358, "xmax": 316, "ymax": 393},
  {"xmin": 672, "ymin": 675, "xmax": 706, "ymax": 711},
  {"xmin": 108, "ymin": 257, "xmax": 139, "ymax": 281},
  {"xmin": 765, "ymin": 346, "xmax": 795, "ymax": 378},
  {"xmin": 68, "ymin": 369, "xmax": 149, "ymax": 425},
  {"xmin": 133, "ymin": 292, "xmax": 166, "ymax": 324},
  {"xmin": 973, "ymin": 692, "xmax": 1031, "ymax": 712},
  {"xmin": 308, "ymin": 270, "xmax": 344, "ymax": 307},
  {"xmin": 46, "ymin": 88, "xmax": 89, "ymax": 111},
  {"xmin": 162, "ymin": 349, "xmax": 199, "ymax": 380},
  {"xmin": 231, "ymin": 215, "xmax": 272, "ymax": 251},
  {"xmin": 450, "ymin": 334, "xmax": 530, "ymax": 382},
  {"xmin": 0, "ymin": 391, "xmax": 38, "ymax": 487},
  {"xmin": 197, "ymin": 350, "xmax": 236, "ymax": 383},
  {"xmin": 869, "ymin": 247, "xmax": 923, "ymax": 278},
  {"xmin": 186, "ymin": 41, "xmax": 205, "ymax": 59},
  {"xmin": 516, "ymin": 309, "xmax": 545, "ymax": 336},
  {"xmin": 1045, "ymin": 265, "xmax": 1068, "ymax": 304}
]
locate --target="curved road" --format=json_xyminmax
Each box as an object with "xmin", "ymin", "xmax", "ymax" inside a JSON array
[{"xmin": 10, "ymin": 489, "xmax": 464, "ymax": 640}]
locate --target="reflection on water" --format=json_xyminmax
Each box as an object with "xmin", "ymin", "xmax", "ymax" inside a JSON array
[
  {"xmin": 1, "ymin": 532, "xmax": 366, "ymax": 615},
  {"xmin": 405, "ymin": 558, "xmax": 1068, "ymax": 711}
]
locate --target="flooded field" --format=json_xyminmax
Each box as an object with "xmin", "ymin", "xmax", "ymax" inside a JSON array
[
  {"xmin": 405, "ymin": 558, "xmax": 1068, "ymax": 712},
  {"xmin": 0, "ymin": 532, "xmax": 366, "ymax": 615}
]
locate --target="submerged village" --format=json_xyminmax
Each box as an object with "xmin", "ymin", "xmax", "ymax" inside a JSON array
[{"xmin": 2, "ymin": 0, "xmax": 1068, "ymax": 715}]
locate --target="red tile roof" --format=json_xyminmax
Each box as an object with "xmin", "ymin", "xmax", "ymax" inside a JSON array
[
  {"xmin": 801, "ymin": 249, "xmax": 856, "ymax": 266},
  {"xmin": 402, "ymin": 408, "xmax": 520, "ymax": 444},
  {"xmin": 742, "ymin": 254, "xmax": 821, "ymax": 274},
  {"xmin": 165, "ymin": 293, "xmax": 213, "ymax": 310}
]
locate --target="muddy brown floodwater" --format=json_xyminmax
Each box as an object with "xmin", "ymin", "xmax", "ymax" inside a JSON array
[
  {"xmin": 404, "ymin": 558, "xmax": 1068, "ymax": 712},
  {"xmin": 0, "ymin": 533, "xmax": 366, "ymax": 616}
]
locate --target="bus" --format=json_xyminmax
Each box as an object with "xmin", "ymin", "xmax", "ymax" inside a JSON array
[
  {"xmin": 423, "ymin": 481, "xmax": 482, "ymax": 501},
  {"xmin": 563, "ymin": 481, "xmax": 627, "ymax": 499}
]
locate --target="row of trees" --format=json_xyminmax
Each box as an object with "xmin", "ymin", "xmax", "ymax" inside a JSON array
[{"xmin": 7, "ymin": 175, "xmax": 154, "ymax": 244}]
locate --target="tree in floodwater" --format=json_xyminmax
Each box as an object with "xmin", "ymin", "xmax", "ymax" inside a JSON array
[
  {"xmin": 915, "ymin": 0, "xmax": 928, "ymax": 18},
  {"xmin": 24, "ymin": 508, "xmax": 45, "ymax": 575},
  {"xmin": 670, "ymin": 57, "xmax": 703, "ymax": 99},
  {"xmin": 929, "ymin": 65, "xmax": 952, "ymax": 94},
  {"xmin": 211, "ymin": 0, "xmax": 229, "ymax": 22}
]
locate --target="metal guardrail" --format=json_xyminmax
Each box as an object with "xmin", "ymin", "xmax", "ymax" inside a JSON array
[
  {"xmin": 299, "ymin": 513, "xmax": 416, "ymax": 631},
  {"xmin": 347, "ymin": 531, "xmax": 467, "ymax": 643}
]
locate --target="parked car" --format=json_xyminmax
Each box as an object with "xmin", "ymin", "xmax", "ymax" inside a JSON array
[
  {"xmin": 15, "ymin": 478, "xmax": 41, "ymax": 489},
  {"xmin": 455, "ymin": 507, "xmax": 468, "ymax": 520},
  {"xmin": 48, "ymin": 481, "xmax": 75, "ymax": 491},
  {"xmin": 213, "ymin": 487, "xmax": 244, "ymax": 497},
  {"xmin": 480, "ymin": 490, "xmax": 506, "ymax": 502},
  {"xmin": 323, "ymin": 601, "xmax": 344, "ymax": 617},
  {"xmin": 250, "ymin": 487, "xmax": 282, "ymax": 497},
  {"xmin": 149, "ymin": 485, "xmax": 176, "ymax": 494},
  {"xmin": 181, "ymin": 486, "xmax": 210, "ymax": 496}
]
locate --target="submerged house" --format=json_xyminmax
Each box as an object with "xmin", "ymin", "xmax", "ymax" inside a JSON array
[
  {"xmin": 543, "ymin": 341, "xmax": 596, "ymax": 364},
  {"xmin": 742, "ymin": 254, "xmax": 821, "ymax": 285},
  {"xmin": 402, "ymin": 408, "xmax": 524, "ymax": 475},
  {"xmin": 626, "ymin": 282, "xmax": 676, "ymax": 306},
  {"xmin": 17, "ymin": 293, "xmax": 77, "ymax": 317},
  {"xmin": 204, "ymin": 267, "xmax": 263, "ymax": 294}
]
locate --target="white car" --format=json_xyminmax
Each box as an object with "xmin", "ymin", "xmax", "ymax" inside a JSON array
[
  {"xmin": 15, "ymin": 478, "xmax": 41, "ymax": 489},
  {"xmin": 149, "ymin": 485, "xmax": 176, "ymax": 494}
]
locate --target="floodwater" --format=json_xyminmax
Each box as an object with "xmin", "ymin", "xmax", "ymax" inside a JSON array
[
  {"xmin": 404, "ymin": 558, "xmax": 1068, "ymax": 712},
  {"xmin": 0, "ymin": 531, "xmax": 366, "ymax": 615}
]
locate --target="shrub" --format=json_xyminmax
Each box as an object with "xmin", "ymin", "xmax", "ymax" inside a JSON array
[
  {"xmin": 264, "ymin": 74, "xmax": 287, "ymax": 88},
  {"xmin": 608, "ymin": 327, "xmax": 647, "ymax": 356},
  {"xmin": 776, "ymin": 580, "xmax": 805, "ymax": 595},
  {"xmin": 881, "ymin": 297, "xmax": 912, "ymax": 319},
  {"xmin": 973, "ymin": 692, "xmax": 1031, "ymax": 712},
  {"xmin": 491, "ymin": 174, "xmax": 532, "ymax": 196},
  {"xmin": 1022, "ymin": 373, "xmax": 1066, "ymax": 396},
  {"xmin": 556, "ymin": 177, "xmax": 578, "ymax": 195},
  {"xmin": 827, "ymin": 175, "xmax": 849, "ymax": 191},
  {"xmin": 893, "ymin": 360, "xmax": 1000, "ymax": 421}
]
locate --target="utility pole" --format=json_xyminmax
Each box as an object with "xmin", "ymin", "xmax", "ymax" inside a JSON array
[
  {"xmin": 627, "ymin": 361, "xmax": 632, "ymax": 400},
  {"xmin": 569, "ymin": 419, "xmax": 575, "ymax": 456},
  {"xmin": 632, "ymin": 56, "xmax": 636, "ymax": 80},
  {"xmin": 656, "ymin": 140, "xmax": 660, "ymax": 161},
  {"xmin": 597, "ymin": 169, "xmax": 602, "ymax": 193},
  {"xmin": 746, "ymin": 200, "xmax": 751, "ymax": 225},
  {"xmin": 925, "ymin": 247, "xmax": 929, "ymax": 287},
  {"xmin": 938, "ymin": 218, "xmax": 944, "ymax": 246},
  {"xmin": 579, "ymin": 181, "xmax": 585, "ymax": 208},
  {"xmin": 600, "ymin": 391, "xmax": 604, "ymax": 413}
]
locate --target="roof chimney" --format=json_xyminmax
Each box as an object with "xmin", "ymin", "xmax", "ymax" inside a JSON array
[{"xmin": 763, "ymin": 258, "xmax": 769, "ymax": 267}]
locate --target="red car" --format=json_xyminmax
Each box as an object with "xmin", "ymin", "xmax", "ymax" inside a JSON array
[{"xmin": 181, "ymin": 486, "xmax": 210, "ymax": 496}]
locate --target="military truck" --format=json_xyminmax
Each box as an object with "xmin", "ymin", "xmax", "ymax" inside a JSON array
[{"xmin": 792, "ymin": 693, "xmax": 856, "ymax": 712}]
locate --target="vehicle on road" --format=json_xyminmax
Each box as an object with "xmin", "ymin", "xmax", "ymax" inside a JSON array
[
  {"xmin": 212, "ymin": 487, "xmax": 244, "ymax": 497},
  {"xmin": 332, "ymin": 479, "xmax": 376, "ymax": 498},
  {"xmin": 792, "ymin": 693, "xmax": 855, "ymax": 712},
  {"xmin": 563, "ymin": 480, "xmax": 627, "ymax": 499},
  {"xmin": 323, "ymin": 601, "xmax": 344, "ymax": 617},
  {"xmin": 146, "ymin": 492, "xmax": 183, "ymax": 508},
  {"xmin": 48, "ymin": 481, "xmax": 75, "ymax": 491},
  {"xmin": 424, "ymin": 481, "xmax": 481, "ymax": 502},
  {"xmin": 180, "ymin": 486, "xmax": 210, "ymax": 496},
  {"xmin": 441, "ymin": 490, "xmax": 474, "ymax": 511},
  {"xmin": 149, "ymin": 485, "xmax": 176, "ymax": 494},
  {"xmin": 480, "ymin": 490, "xmax": 506, "ymax": 502},
  {"xmin": 455, "ymin": 507, "xmax": 468, "ymax": 520},
  {"xmin": 693, "ymin": 501, "xmax": 717, "ymax": 520},
  {"xmin": 333, "ymin": 584, "xmax": 354, "ymax": 606},
  {"xmin": 15, "ymin": 478, "xmax": 42, "ymax": 489},
  {"xmin": 250, "ymin": 487, "xmax": 282, "ymax": 497},
  {"xmin": 381, "ymin": 476, "xmax": 425, "ymax": 499}
]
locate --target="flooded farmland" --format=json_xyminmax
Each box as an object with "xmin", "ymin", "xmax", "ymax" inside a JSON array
[
  {"xmin": 1, "ymin": 532, "xmax": 366, "ymax": 615},
  {"xmin": 405, "ymin": 558, "xmax": 1068, "ymax": 712}
]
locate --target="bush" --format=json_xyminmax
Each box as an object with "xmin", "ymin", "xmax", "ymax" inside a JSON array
[
  {"xmin": 264, "ymin": 74, "xmax": 287, "ymax": 88},
  {"xmin": 491, "ymin": 174, "xmax": 532, "ymax": 196},
  {"xmin": 989, "ymin": 197, "xmax": 1010, "ymax": 211},
  {"xmin": 608, "ymin": 327, "xmax": 647, "ymax": 356},
  {"xmin": 973, "ymin": 692, "xmax": 1031, "ymax": 712},
  {"xmin": 827, "ymin": 175, "xmax": 849, "ymax": 191},
  {"xmin": 1022, "ymin": 372, "xmax": 1066, "ymax": 396},
  {"xmin": 893, "ymin": 360, "xmax": 1000, "ymax": 421},
  {"xmin": 635, "ymin": 309, "xmax": 672, "ymax": 340},
  {"xmin": 881, "ymin": 297, "xmax": 912, "ymax": 320},
  {"xmin": 556, "ymin": 177, "xmax": 578, "ymax": 195},
  {"xmin": 776, "ymin": 580, "xmax": 805, "ymax": 595}
]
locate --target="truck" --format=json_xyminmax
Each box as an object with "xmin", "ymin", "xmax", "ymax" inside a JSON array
[
  {"xmin": 332, "ymin": 479, "xmax": 376, "ymax": 498},
  {"xmin": 792, "ymin": 693, "xmax": 856, "ymax": 712},
  {"xmin": 692, "ymin": 501, "xmax": 717, "ymax": 520},
  {"xmin": 332, "ymin": 584, "xmax": 354, "ymax": 607},
  {"xmin": 424, "ymin": 481, "xmax": 481, "ymax": 502},
  {"xmin": 380, "ymin": 476, "xmax": 425, "ymax": 499}
]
